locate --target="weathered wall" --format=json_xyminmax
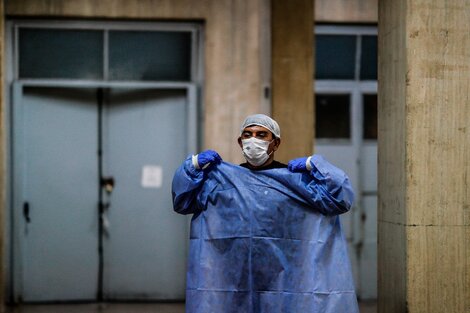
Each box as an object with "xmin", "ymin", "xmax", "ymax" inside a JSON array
[
  {"xmin": 405, "ymin": 0, "xmax": 470, "ymax": 311},
  {"xmin": 377, "ymin": 0, "xmax": 407, "ymax": 310},
  {"xmin": 315, "ymin": 0, "xmax": 377, "ymax": 23},
  {"xmin": 378, "ymin": 0, "xmax": 470, "ymax": 312},
  {"xmin": 5, "ymin": 0, "xmax": 271, "ymax": 163},
  {"xmin": 271, "ymin": 0, "xmax": 314, "ymax": 162}
]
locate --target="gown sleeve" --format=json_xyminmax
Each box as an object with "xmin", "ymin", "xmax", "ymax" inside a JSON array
[
  {"xmin": 172, "ymin": 155, "xmax": 205, "ymax": 215},
  {"xmin": 291, "ymin": 154, "xmax": 355, "ymax": 216}
]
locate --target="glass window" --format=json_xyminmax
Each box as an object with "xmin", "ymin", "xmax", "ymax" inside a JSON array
[
  {"xmin": 315, "ymin": 94, "xmax": 350, "ymax": 139},
  {"xmin": 360, "ymin": 36, "xmax": 377, "ymax": 80},
  {"xmin": 19, "ymin": 28, "xmax": 103, "ymax": 79},
  {"xmin": 109, "ymin": 31, "xmax": 191, "ymax": 81},
  {"xmin": 363, "ymin": 94, "xmax": 378, "ymax": 139},
  {"xmin": 315, "ymin": 35, "xmax": 356, "ymax": 80}
]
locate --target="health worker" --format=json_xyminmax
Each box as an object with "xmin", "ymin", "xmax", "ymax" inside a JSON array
[{"xmin": 172, "ymin": 114, "xmax": 359, "ymax": 313}]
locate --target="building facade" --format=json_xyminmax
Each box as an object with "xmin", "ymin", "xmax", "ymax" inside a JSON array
[{"xmin": 1, "ymin": 1, "xmax": 469, "ymax": 313}]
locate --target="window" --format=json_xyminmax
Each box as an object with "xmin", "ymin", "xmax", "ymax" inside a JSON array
[
  {"xmin": 363, "ymin": 94, "xmax": 377, "ymax": 140},
  {"xmin": 316, "ymin": 35, "xmax": 356, "ymax": 80},
  {"xmin": 108, "ymin": 31, "xmax": 191, "ymax": 81},
  {"xmin": 315, "ymin": 32, "xmax": 377, "ymax": 80},
  {"xmin": 18, "ymin": 26, "xmax": 194, "ymax": 82},
  {"xmin": 360, "ymin": 36, "xmax": 378, "ymax": 80},
  {"xmin": 19, "ymin": 29, "xmax": 103, "ymax": 79},
  {"xmin": 314, "ymin": 26, "xmax": 377, "ymax": 141},
  {"xmin": 315, "ymin": 94, "xmax": 350, "ymax": 139}
]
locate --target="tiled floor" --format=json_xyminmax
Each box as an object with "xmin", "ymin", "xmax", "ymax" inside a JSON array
[{"xmin": 6, "ymin": 301, "xmax": 377, "ymax": 313}]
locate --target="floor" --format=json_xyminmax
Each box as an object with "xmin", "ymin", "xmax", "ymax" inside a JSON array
[{"xmin": 5, "ymin": 301, "xmax": 378, "ymax": 313}]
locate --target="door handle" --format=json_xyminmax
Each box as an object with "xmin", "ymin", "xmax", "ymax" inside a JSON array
[
  {"xmin": 23, "ymin": 201, "xmax": 31, "ymax": 223},
  {"xmin": 99, "ymin": 177, "xmax": 114, "ymax": 238},
  {"xmin": 101, "ymin": 176, "xmax": 115, "ymax": 194}
]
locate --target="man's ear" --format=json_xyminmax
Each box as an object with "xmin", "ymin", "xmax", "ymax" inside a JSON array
[
  {"xmin": 273, "ymin": 138, "xmax": 281, "ymax": 151},
  {"xmin": 237, "ymin": 137, "xmax": 243, "ymax": 148}
]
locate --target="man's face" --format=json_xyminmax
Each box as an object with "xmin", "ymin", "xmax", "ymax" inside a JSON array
[
  {"xmin": 240, "ymin": 125, "xmax": 274, "ymax": 141},
  {"xmin": 237, "ymin": 125, "xmax": 281, "ymax": 156}
]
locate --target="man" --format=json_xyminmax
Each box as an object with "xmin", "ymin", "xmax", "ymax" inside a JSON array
[
  {"xmin": 172, "ymin": 114, "xmax": 359, "ymax": 313},
  {"xmin": 237, "ymin": 114, "xmax": 284, "ymax": 170}
]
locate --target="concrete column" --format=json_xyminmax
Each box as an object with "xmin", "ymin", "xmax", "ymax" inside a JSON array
[
  {"xmin": 0, "ymin": 0, "xmax": 4, "ymax": 310},
  {"xmin": 271, "ymin": 0, "xmax": 314, "ymax": 162},
  {"xmin": 378, "ymin": 0, "xmax": 470, "ymax": 312}
]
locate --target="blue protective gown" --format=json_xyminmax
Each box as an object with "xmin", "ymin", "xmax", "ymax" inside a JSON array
[{"xmin": 172, "ymin": 155, "xmax": 359, "ymax": 313}]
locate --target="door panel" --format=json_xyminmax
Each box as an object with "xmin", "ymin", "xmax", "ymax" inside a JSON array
[
  {"xmin": 102, "ymin": 89, "xmax": 188, "ymax": 300},
  {"xmin": 359, "ymin": 195, "xmax": 377, "ymax": 299},
  {"xmin": 20, "ymin": 87, "xmax": 99, "ymax": 301},
  {"xmin": 359, "ymin": 143, "xmax": 377, "ymax": 298},
  {"xmin": 360, "ymin": 145, "xmax": 377, "ymax": 193}
]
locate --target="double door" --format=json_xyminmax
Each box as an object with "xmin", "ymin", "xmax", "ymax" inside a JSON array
[{"xmin": 12, "ymin": 85, "xmax": 195, "ymax": 302}]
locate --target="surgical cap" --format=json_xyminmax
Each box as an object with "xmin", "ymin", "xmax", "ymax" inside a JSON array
[{"xmin": 240, "ymin": 114, "xmax": 281, "ymax": 138}]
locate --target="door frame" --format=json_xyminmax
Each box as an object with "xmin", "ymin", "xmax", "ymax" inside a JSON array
[{"xmin": 6, "ymin": 19, "xmax": 202, "ymax": 302}]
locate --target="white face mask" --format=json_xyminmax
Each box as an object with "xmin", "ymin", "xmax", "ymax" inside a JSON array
[{"xmin": 241, "ymin": 137, "xmax": 273, "ymax": 166}]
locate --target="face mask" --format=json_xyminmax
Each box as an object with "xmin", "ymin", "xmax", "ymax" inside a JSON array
[{"xmin": 241, "ymin": 137, "xmax": 273, "ymax": 166}]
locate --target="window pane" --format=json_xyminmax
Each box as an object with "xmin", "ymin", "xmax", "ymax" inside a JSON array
[
  {"xmin": 363, "ymin": 94, "xmax": 378, "ymax": 139},
  {"xmin": 315, "ymin": 94, "xmax": 350, "ymax": 139},
  {"xmin": 109, "ymin": 31, "xmax": 191, "ymax": 81},
  {"xmin": 315, "ymin": 35, "xmax": 356, "ymax": 79},
  {"xmin": 19, "ymin": 28, "xmax": 103, "ymax": 79},
  {"xmin": 360, "ymin": 35, "xmax": 377, "ymax": 80}
]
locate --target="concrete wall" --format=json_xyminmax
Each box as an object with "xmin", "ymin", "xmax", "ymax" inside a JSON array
[
  {"xmin": 378, "ymin": 0, "xmax": 470, "ymax": 312},
  {"xmin": 377, "ymin": 0, "xmax": 407, "ymax": 310},
  {"xmin": 316, "ymin": 0, "xmax": 377, "ymax": 23}
]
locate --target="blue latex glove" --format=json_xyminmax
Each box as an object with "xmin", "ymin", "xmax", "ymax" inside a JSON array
[
  {"xmin": 195, "ymin": 150, "xmax": 222, "ymax": 170},
  {"xmin": 288, "ymin": 157, "xmax": 311, "ymax": 172}
]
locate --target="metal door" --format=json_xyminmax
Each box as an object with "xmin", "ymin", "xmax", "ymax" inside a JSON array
[
  {"xmin": 12, "ymin": 85, "xmax": 194, "ymax": 302},
  {"xmin": 102, "ymin": 88, "xmax": 188, "ymax": 300},
  {"xmin": 13, "ymin": 87, "xmax": 100, "ymax": 302}
]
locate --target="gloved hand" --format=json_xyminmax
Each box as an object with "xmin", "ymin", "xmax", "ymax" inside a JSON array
[
  {"xmin": 193, "ymin": 150, "xmax": 222, "ymax": 170},
  {"xmin": 287, "ymin": 156, "xmax": 312, "ymax": 172}
]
